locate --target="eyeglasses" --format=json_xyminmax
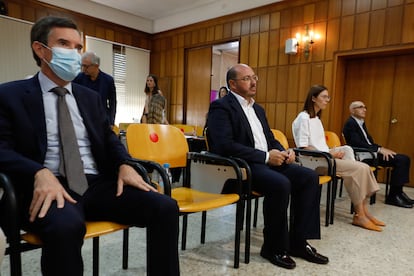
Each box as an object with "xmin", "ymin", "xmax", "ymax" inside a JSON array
[
  {"xmin": 319, "ymin": 95, "xmax": 331, "ymax": 100},
  {"xmin": 353, "ymin": 105, "xmax": 367, "ymax": 109},
  {"xmin": 81, "ymin": 64, "xmax": 95, "ymax": 69},
  {"xmin": 233, "ymin": 75, "xmax": 259, "ymax": 82}
]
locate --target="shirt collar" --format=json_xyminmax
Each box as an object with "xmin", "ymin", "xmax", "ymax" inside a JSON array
[
  {"xmin": 351, "ymin": 115, "xmax": 365, "ymax": 126},
  {"xmin": 230, "ymin": 90, "xmax": 255, "ymax": 108},
  {"xmin": 38, "ymin": 71, "xmax": 73, "ymax": 95}
]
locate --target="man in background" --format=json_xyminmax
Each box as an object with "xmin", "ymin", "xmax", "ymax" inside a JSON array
[
  {"xmin": 343, "ymin": 100, "xmax": 413, "ymax": 208},
  {"xmin": 74, "ymin": 51, "xmax": 117, "ymax": 125}
]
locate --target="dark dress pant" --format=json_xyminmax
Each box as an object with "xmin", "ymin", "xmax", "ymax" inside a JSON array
[
  {"xmin": 249, "ymin": 163, "xmax": 320, "ymax": 254},
  {"xmin": 23, "ymin": 174, "xmax": 180, "ymax": 276},
  {"xmin": 364, "ymin": 153, "xmax": 410, "ymax": 196}
]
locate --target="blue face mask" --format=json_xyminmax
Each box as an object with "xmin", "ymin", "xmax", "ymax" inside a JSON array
[{"xmin": 43, "ymin": 44, "xmax": 81, "ymax": 81}]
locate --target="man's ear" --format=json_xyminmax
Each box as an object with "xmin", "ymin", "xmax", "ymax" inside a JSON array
[{"xmin": 32, "ymin": 41, "xmax": 47, "ymax": 61}]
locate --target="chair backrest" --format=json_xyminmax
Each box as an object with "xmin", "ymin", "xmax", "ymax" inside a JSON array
[
  {"xmin": 172, "ymin": 124, "xmax": 196, "ymax": 135},
  {"xmin": 126, "ymin": 124, "xmax": 189, "ymax": 168},
  {"xmin": 271, "ymin": 129, "xmax": 289, "ymax": 149},
  {"xmin": 324, "ymin": 131, "xmax": 341, "ymax": 148},
  {"xmin": 112, "ymin": 124, "xmax": 120, "ymax": 136}
]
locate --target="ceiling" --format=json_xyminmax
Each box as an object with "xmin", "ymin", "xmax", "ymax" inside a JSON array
[{"xmin": 39, "ymin": 0, "xmax": 283, "ymax": 33}]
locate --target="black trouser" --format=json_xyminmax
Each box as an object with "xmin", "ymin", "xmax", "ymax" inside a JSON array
[{"xmin": 24, "ymin": 174, "xmax": 180, "ymax": 276}]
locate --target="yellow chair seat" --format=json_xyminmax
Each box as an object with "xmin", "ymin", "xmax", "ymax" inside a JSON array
[
  {"xmin": 319, "ymin": 175, "xmax": 332, "ymax": 185},
  {"xmin": 21, "ymin": 221, "xmax": 129, "ymax": 245},
  {"xmin": 172, "ymin": 187, "xmax": 240, "ymax": 213}
]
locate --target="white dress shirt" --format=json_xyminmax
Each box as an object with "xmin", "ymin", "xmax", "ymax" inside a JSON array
[
  {"xmin": 231, "ymin": 91, "xmax": 269, "ymax": 163},
  {"xmin": 39, "ymin": 72, "xmax": 98, "ymax": 175},
  {"xmin": 351, "ymin": 116, "xmax": 372, "ymax": 145}
]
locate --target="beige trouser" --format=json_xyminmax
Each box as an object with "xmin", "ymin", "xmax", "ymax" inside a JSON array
[{"xmin": 335, "ymin": 159, "xmax": 379, "ymax": 205}]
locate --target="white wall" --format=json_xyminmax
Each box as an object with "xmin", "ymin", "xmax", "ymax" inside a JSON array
[{"xmin": 0, "ymin": 16, "xmax": 38, "ymax": 83}]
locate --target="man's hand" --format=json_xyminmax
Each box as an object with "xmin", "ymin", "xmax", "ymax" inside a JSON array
[
  {"xmin": 116, "ymin": 164, "xmax": 157, "ymax": 196},
  {"xmin": 268, "ymin": 149, "xmax": 290, "ymax": 166},
  {"xmin": 379, "ymin": 147, "xmax": 396, "ymax": 161},
  {"xmin": 284, "ymin": 149, "xmax": 296, "ymax": 164},
  {"xmin": 29, "ymin": 168, "xmax": 76, "ymax": 222}
]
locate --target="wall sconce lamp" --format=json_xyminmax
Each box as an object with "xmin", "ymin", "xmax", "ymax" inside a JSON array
[{"xmin": 285, "ymin": 25, "xmax": 320, "ymax": 59}]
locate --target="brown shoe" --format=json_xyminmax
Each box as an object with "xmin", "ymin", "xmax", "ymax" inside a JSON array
[{"xmin": 352, "ymin": 215, "xmax": 382, "ymax": 232}]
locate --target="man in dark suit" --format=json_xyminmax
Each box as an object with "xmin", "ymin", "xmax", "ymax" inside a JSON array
[
  {"xmin": 0, "ymin": 16, "xmax": 179, "ymax": 276},
  {"xmin": 206, "ymin": 64, "xmax": 328, "ymax": 270},
  {"xmin": 73, "ymin": 51, "xmax": 117, "ymax": 126},
  {"xmin": 343, "ymin": 101, "xmax": 412, "ymax": 208}
]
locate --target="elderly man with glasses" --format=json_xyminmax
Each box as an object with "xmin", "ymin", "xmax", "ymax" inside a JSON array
[{"xmin": 343, "ymin": 101, "xmax": 413, "ymax": 208}]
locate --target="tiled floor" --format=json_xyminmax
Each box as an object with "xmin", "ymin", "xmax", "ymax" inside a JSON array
[{"xmin": 2, "ymin": 183, "xmax": 414, "ymax": 275}]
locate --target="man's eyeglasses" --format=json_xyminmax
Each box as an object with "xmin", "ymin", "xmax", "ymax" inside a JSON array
[
  {"xmin": 353, "ymin": 105, "xmax": 367, "ymax": 109},
  {"xmin": 233, "ymin": 75, "xmax": 259, "ymax": 82},
  {"xmin": 81, "ymin": 64, "xmax": 94, "ymax": 69}
]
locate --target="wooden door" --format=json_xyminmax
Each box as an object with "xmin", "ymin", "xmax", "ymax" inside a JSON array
[
  {"xmin": 342, "ymin": 54, "xmax": 414, "ymax": 186},
  {"xmin": 185, "ymin": 47, "xmax": 212, "ymax": 128}
]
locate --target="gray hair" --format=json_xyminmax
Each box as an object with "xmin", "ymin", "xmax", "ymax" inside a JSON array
[
  {"xmin": 82, "ymin": 51, "xmax": 100, "ymax": 66},
  {"xmin": 349, "ymin": 101, "xmax": 363, "ymax": 112}
]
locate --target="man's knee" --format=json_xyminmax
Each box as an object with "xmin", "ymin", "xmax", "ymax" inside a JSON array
[{"xmin": 40, "ymin": 206, "xmax": 86, "ymax": 242}]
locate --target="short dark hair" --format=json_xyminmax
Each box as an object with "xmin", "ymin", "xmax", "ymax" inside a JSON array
[
  {"xmin": 31, "ymin": 16, "xmax": 79, "ymax": 66},
  {"xmin": 226, "ymin": 66, "xmax": 238, "ymax": 88},
  {"xmin": 303, "ymin": 85, "xmax": 328, "ymax": 118}
]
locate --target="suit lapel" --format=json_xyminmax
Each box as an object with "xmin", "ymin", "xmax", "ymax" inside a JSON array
[
  {"xmin": 22, "ymin": 76, "xmax": 47, "ymax": 157},
  {"xmin": 227, "ymin": 93, "xmax": 255, "ymax": 146}
]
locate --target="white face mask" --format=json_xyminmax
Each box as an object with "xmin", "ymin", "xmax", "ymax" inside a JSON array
[{"xmin": 42, "ymin": 44, "xmax": 81, "ymax": 81}]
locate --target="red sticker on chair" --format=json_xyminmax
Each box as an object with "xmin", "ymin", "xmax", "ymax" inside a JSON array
[{"xmin": 149, "ymin": 132, "xmax": 159, "ymax": 142}]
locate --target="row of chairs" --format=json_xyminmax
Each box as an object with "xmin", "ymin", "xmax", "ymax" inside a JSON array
[
  {"xmin": 0, "ymin": 123, "xmax": 249, "ymax": 276},
  {"xmin": 1, "ymin": 124, "xmax": 389, "ymax": 275}
]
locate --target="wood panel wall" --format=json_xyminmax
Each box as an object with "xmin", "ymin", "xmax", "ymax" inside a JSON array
[
  {"xmin": 4, "ymin": 0, "xmax": 414, "ymax": 144},
  {"xmin": 4, "ymin": 0, "xmax": 151, "ymax": 50},
  {"xmin": 150, "ymin": 0, "xmax": 414, "ymax": 144}
]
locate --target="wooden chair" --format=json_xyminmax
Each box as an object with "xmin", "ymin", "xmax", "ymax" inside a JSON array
[
  {"xmin": 126, "ymin": 123, "xmax": 247, "ymax": 268},
  {"xmin": 0, "ymin": 160, "xmax": 152, "ymax": 276},
  {"xmin": 272, "ymin": 129, "xmax": 335, "ymax": 226}
]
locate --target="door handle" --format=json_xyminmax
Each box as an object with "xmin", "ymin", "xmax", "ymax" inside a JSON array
[{"xmin": 390, "ymin": 118, "xmax": 398, "ymax": 124}]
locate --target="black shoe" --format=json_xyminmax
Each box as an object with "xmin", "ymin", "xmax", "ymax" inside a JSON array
[
  {"xmin": 290, "ymin": 244, "xmax": 329, "ymax": 264},
  {"xmin": 400, "ymin": 192, "xmax": 414, "ymax": 205},
  {"xmin": 385, "ymin": 194, "xmax": 413, "ymax": 208},
  {"xmin": 260, "ymin": 247, "xmax": 296, "ymax": 269}
]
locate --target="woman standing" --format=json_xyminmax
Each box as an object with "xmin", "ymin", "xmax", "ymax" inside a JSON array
[
  {"xmin": 292, "ymin": 85, "xmax": 385, "ymax": 232},
  {"xmin": 141, "ymin": 74, "xmax": 168, "ymax": 124},
  {"xmin": 218, "ymin": 86, "xmax": 229, "ymax": 98}
]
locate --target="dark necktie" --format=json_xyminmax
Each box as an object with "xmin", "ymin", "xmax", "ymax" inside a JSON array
[{"xmin": 50, "ymin": 87, "xmax": 88, "ymax": 195}]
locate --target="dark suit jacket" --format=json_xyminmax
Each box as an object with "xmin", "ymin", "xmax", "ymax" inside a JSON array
[
  {"xmin": 343, "ymin": 116, "xmax": 380, "ymax": 152},
  {"xmin": 73, "ymin": 70, "xmax": 117, "ymax": 125},
  {"xmin": 0, "ymin": 73, "xmax": 129, "ymax": 196},
  {"xmin": 206, "ymin": 93, "xmax": 285, "ymax": 163}
]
